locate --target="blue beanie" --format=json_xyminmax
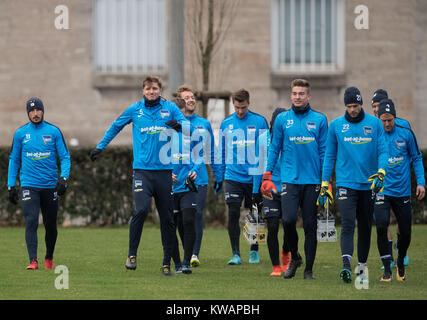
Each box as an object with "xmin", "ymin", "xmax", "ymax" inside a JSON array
[
  {"xmin": 344, "ymin": 87, "xmax": 363, "ymax": 105},
  {"xmin": 26, "ymin": 97, "xmax": 44, "ymax": 114},
  {"xmin": 371, "ymin": 89, "xmax": 388, "ymax": 104}
]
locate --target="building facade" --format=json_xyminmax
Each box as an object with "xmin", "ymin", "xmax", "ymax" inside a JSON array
[{"xmin": 0, "ymin": 0, "xmax": 426, "ymax": 148}]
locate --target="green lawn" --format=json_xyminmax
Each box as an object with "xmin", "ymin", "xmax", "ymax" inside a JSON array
[{"xmin": 0, "ymin": 225, "xmax": 426, "ymax": 300}]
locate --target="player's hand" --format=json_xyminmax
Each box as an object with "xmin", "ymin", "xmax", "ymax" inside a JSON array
[
  {"xmin": 166, "ymin": 120, "xmax": 182, "ymax": 132},
  {"xmin": 252, "ymin": 193, "xmax": 263, "ymax": 211},
  {"xmin": 172, "ymin": 173, "xmax": 177, "ymax": 183},
  {"xmin": 317, "ymin": 181, "xmax": 333, "ymax": 209},
  {"xmin": 214, "ymin": 181, "xmax": 223, "ymax": 194},
  {"xmin": 416, "ymin": 185, "xmax": 425, "ymax": 200},
  {"xmin": 188, "ymin": 171, "xmax": 197, "ymax": 181},
  {"xmin": 185, "ymin": 175, "xmax": 198, "ymax": 193},
  {"xmin": 260, "ymin": 172, "xmax": 278, "ymax": 200},
  {"xmin": 56, "ymin": 177, "xmax": 68, "ymax": 196},
  {"xmin": 8, "ymin": 187, "xmax": 18, "ymax": 205},
  {"xmin": 368, "ymin": 169, "xmax": 386, "ymax": 193},
  {"xmin": 89, "ymin": 148, "xmax": 103, "ymax": 161}
]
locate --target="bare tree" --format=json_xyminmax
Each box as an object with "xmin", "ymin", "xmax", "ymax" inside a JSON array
[{"xmin": 185, "ymin": 0, "xmax": 240, "ymax": 117}]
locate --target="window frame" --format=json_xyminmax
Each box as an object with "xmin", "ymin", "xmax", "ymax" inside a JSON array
[
  {"xmin": 92, "ymin": 0, "xmax": 168, "ymax": 76},
  {"xmin": 271, "ymin": 0, "xmax": 345, "ymax": 75}
]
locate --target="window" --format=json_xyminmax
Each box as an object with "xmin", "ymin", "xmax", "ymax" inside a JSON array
[
  {"xmin": 271, "ymin": 0, "xmax": 345, "ymax": 74},
  {"xmin": 93, "ymin": 0, "xmax": 167, "ymax": 74}
]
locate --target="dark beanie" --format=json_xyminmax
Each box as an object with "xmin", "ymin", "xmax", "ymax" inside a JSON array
[
  {"xmin": 371, "ymin": 89, "xmax": 388, "ymax": 104},
  {"xmin": 344, "ymin": 87, "xmax": 363, "ymax": 105},
  {"xmin": 377, "ymin": 98, "xmax": 396, "ymax": 118},
  {"xmin": 26, "ymin": 97, "xmax": 44, "ymax": 114}
]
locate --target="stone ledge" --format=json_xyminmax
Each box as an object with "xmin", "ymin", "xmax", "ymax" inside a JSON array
[
  {"xmin": 92, "ymin": 72, "xmax": 168, "ymax": 89},
  {"xmin": 270, "ymin": 71, "xmax": 347, "ymax": 89}
]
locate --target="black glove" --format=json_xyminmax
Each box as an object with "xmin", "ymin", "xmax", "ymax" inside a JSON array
[
  {"xmin": 56, "ymin": 177, "xmax": 68, "ymax": 196},
  {"xmin": 89, "ymin": 148, "xmax": 103, "ymax": 161},
  {"xmin": 214, "ymin": 181, "xmax": 223, "ymax": 194},
  {"xmin": 185, "ymin": 176, "xmax": 198, "ymax": 193},
  {"xmin": 166, "ymin": 120, "xmax": 182, "ymax": 132},
  {"xmin": 252, "ymin": 193, "xmax": 263, "ymax": 211},
  {"xmin": 8, "ymin": 187, "xmax": 18, "ymax": 205}
]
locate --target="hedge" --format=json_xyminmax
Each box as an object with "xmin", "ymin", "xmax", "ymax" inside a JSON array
[{"xmin": 1, "ymin": 147, "xmax": 426, "ymax": 225}]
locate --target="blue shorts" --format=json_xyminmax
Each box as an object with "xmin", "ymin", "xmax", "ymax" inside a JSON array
[
  {"xmin": 374, "ymin": 194, "xmax": 412, "ymax": 235},
  {"xmin": 263, "ymin": 192, "xmax": 282, "ymax": 219},
  {"xmin": 224, "ymin": 180, "xmax": 252, "ymax": 208},
  {"xmin": 173, "ymin": 191, "xmax": 197, "ymax": 213},
  {"xmin": 281, "ymin": 183, "xmax": 320, "ymax": 224}
]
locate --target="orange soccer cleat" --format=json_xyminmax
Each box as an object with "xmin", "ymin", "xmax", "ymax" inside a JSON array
[
  {"xmin": 270, "ymin": 265, "xmax": 282, "ymax": 277},
  {"xmin": 45, "ymin": 259, "xmax": 54, "ymax": 270},
  {"xmin": 281, "ymin": 249, "xmax": 291, "ymax": 273},
  {"xmin": 25, "ymin": 258, "xmax": 39, "ymax": 270}
]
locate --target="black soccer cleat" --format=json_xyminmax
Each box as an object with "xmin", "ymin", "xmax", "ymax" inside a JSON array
[
  {"xmin": 303, "ymin": 270, "xmax": 316, "ymax": 280},
  {"xmin": 283, "ymin": 254, "xmax": 303, "ymax": 279}
]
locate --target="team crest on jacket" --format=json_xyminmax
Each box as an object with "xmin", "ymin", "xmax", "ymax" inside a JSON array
[
  {"xmin": 247, "ymin": 125, "xmax": 256, "ymax": 133},
  {"xmin": 306, "ymin": 122, "xmax": 316, "ymax": 131},
  {"xmin": 160, "ymin": 110, "xmax": 170, "ymax": 118},
  {"xmin": 363, "ymin": 126, "xmax": 373, "ymax": 135},
  {"xmin": 42, "ymin": 135, "xmax": 52, "ymax": 144},
  {"xmin": 196, "ymin": 126, "xmax": 206, "ymax": 133},
  {"xmin": 395, "ymin": 139, "xmax": 406, "ymax": 149}
]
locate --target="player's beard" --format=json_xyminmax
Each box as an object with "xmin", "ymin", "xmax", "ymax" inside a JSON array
[{"xmin": 29, "ymin": 114, "xmax": 44, "ymax": 124}]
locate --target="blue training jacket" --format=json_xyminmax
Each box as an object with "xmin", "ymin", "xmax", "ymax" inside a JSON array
[
  {"xmin": 380, "ymin": 124, "xmax": 425, "ymax": 197},
  {"xmin": 253, "ymin": 130, "xmax": 281, "ymax": 194},
  {"xmin": 266, "ymin": 105, "xmax": 328, "ymax": 184},
  {"xmin": 172, "ymin": 130, "xmax": 204, "ymax": 194},
  {"xmin": 96, "ymin": 98, "xmax": 188, "ymax": 171},
  {"xmin": 8, "ymin": 121, "xmax": 71, "ymax": 188},
  {"xmin": 185, "ymin": 114, "xmax": 221, "ymax": 186},
  {"xmin": 218, "ymin": 110, "xmax": 269, "ymax": 185},
  {"xmin": 322, "ymin": 111, "xmax": 388, "ymax": 190}
]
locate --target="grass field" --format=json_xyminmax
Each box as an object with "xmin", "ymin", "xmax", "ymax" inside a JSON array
[{"xmin": 0, "ymin": 224, "xmax": 426, "ymax": 300}]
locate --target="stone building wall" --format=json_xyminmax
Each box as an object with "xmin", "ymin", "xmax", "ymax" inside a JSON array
[{"xmin": 0, "ymin": 0, "xmax": 425, "ymax": 148}]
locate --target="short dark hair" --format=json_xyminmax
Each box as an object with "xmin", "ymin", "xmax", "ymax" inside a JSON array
[
  {"xmin": 142, "ymin": 76, "xmax": 162, "ymax": 89},
  {"xmin": 171, "ymin": 97, "xmax": 186, "ymax": 110},
  {"xmin": 291, "ymin": 79, "xmax": 310, "ymax": 92},
  {"xmin": 232, "ymin": 89, "xmax": 250, "ymax": 103}
]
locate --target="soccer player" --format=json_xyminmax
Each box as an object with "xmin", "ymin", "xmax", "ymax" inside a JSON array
[
  {"xmin": 89, "ymin": 76, "xmax": 187, "ymax": 276},
  {"xmin": 175, "ymin": 85, "xmax": 222, "ymax": 267},
  {"xmin": 319, "ymin": 86, "xmax": 388, "ymax": 283},
  {"xmin": 169, "ymin": 96, "xmax": 204, "ymax": 275},
  {"xmin": 217, "ymin": 88, "xmax": 269, "ymax": 265},
  {"xmin": 371, "ymin": 89, "xmax": 414, "ymax": 267},
  {"xmin": 374, "ymin": 99, "xmax": 425, "ymax": 281},
  {"xmin": 262, "ymin": 79, "xmax": 328, "ymax": 279},
  {"xmin": 254, "ymin": 107, "xmax": 290, "ymax": 276},
  {"xmin": 371, "ymin": 89, "xmax": 388, "ymax": 118},
  {"xmin": 8, "ymin": 97, "xmax": 71, "ymax": 270}
]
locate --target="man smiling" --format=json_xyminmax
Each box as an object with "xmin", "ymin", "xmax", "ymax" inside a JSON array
[{"xmin": 90, "ymin": 76, "xmax": 187, "ymax": 276}]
